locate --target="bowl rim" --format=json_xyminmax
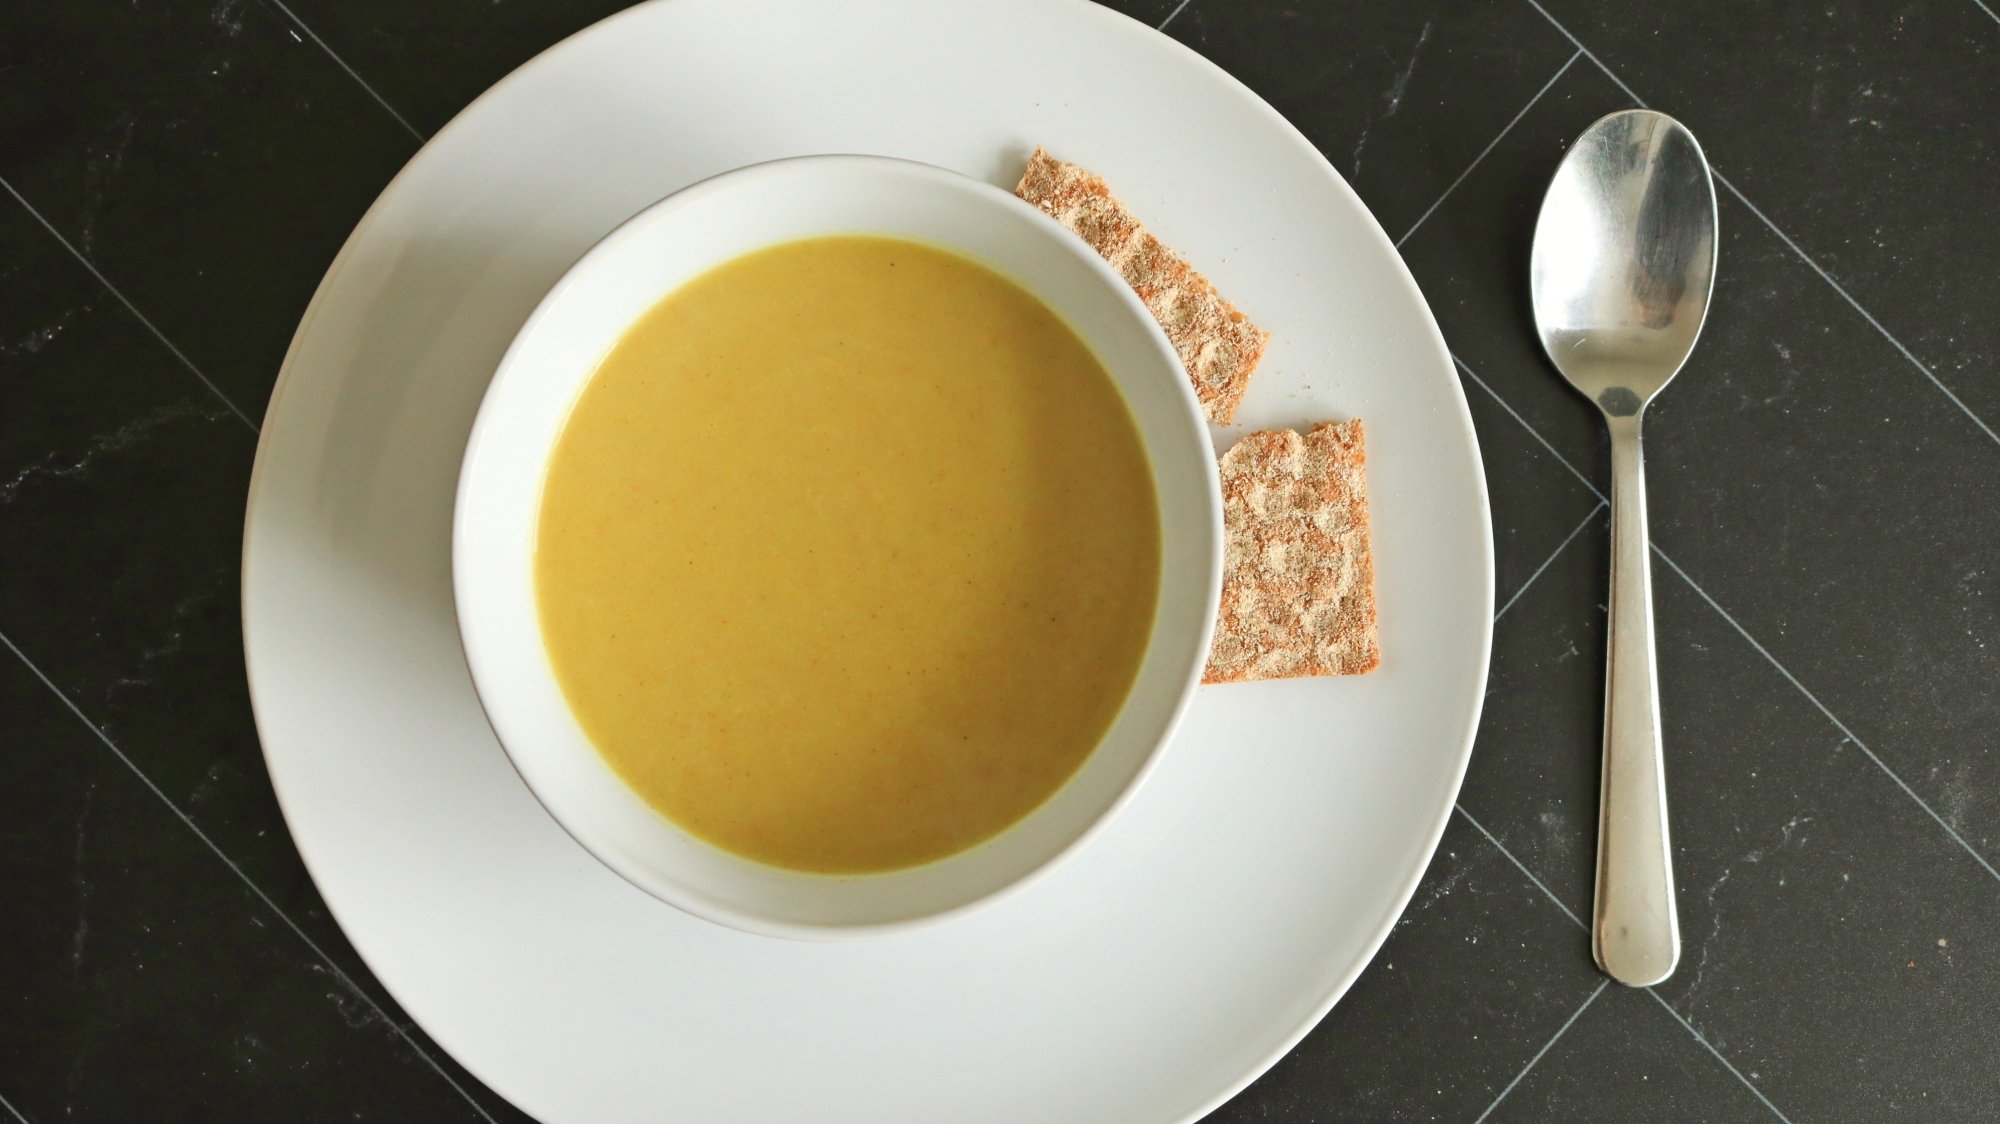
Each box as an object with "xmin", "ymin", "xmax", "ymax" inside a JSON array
[{"xmin": 450, "ymin": 153, "xmax": 1223, "ymax": 939}]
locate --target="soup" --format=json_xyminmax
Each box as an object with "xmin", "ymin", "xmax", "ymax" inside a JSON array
[{"xmin": 535, "ymin": 236, "xmax": 1159, "ymax": 873}]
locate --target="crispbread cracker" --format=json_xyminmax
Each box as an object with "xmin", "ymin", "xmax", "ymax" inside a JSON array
[
  {"xmin": 1204, "ymin": 419, "xmax": 1379, "ymax": 683},
  {"xmin": 1013, "ymin": 147, "xmax": 1269, "ymax": 424}
]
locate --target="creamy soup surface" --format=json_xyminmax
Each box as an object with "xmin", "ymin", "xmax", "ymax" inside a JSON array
[{"xmin": 536, "ymin": 236, "xmax": 1160, "ymax": 873}]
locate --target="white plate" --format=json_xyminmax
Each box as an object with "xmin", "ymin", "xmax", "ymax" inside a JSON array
[{"xmin": 241, "ymin": 1, "xmax": 1493, "ymax": 1120}]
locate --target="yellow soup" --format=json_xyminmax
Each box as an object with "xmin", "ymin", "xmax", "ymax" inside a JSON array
[{"xmin": 536, "ymin": 236, "xmax": 1161, "ymax": 874}]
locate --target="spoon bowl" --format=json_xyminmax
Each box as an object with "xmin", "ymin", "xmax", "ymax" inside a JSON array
[
  {"xmin": 1533, "ymin": 110, "xmax": 1717, "ymax": 416},
  {"xmin": 1530, "ymin": 108, "xmax": 1716, "ymax": 988}
]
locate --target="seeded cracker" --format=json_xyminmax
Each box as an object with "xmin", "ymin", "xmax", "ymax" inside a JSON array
[
  {"xmin": 1014, "ymin": 147, "xmax": 1269, "ymax": 424},
  {"xmin": 1204, "ymin": 420, "xmax": 1379, "ymax": 683}
]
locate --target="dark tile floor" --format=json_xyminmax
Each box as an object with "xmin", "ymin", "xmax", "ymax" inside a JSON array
[{"xmin": 2, "ymin": 1, "xmax": 1994, "ymax": 1120}]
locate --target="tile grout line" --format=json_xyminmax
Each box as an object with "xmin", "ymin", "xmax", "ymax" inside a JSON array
[
  {"xmin": 1522, "ymin": 0, "xmax": 2000, "ymax": 450},
  {"xmin": 1713, "ymin": 171, "xmax": 2000, "ymax": 448},
  {"xmin": 1648, "ymin": 991, "xmax": 1798, "ymax": 1124},
  {"xmin": 1651, "ymin": 550, "xmax": 2000, "ymax": 884},
  {"xmin": 264, "ymin": 0, "xmax": 426, "ymax": 143},
  {"xmin": 1397, "ymin": 49, "xmax": 1582, "ymax": 248},
  {"xmin": 1520, "ymin": 0, "xmax": 1648, "ymax": 107},
  {"xmin": 1453, "ymin": 355, "xmax": 1604, "ymax": 501},
  {"xmin": 0, "ymin": 627, "xmax": 500, "ymax": 1124},
  {"xmin": 1455, "ymin": 809, "xmax": 1799, "ymax": 1124},
  {"xmin": 1156, "ymin": 0, "xmax": 1196, "ymax": 31},
  {"xmin": 1455, "ymin": 351, "xmax": 2000, "ymax": 883},
  {"xmin": 0, "ymin": 1088, "xmax": 27, "ymax": 1124},
  {"xmin": 1454, "ymin": 804, "xmax": 1586, "ymax": 931},
  {"xmin": 1469, "ymin": 978, "xmax": 1610, "ymax": 1124},
  {"xmin": 1493, "ymin": 498, "xmax": 1605, "ymax": 622},
  {"xmin": 0, "ymin": 175, "xmax": 260, "ymax": 435}
]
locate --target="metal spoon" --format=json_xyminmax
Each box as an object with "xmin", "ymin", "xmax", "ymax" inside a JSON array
[{"xmin": 1530, "ymin": 109, "xmax": 1717, "ymax": 987}]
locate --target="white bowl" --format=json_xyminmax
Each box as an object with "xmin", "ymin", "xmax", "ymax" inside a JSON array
[{"xmin": 453, "ymin": 155, "xmax": 1221, "ymax": 939}]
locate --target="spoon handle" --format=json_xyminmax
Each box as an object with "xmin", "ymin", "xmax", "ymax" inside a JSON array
[{"xmin": 1593, "ymin": 415, "xmax": 1681, "ymax": 986}]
